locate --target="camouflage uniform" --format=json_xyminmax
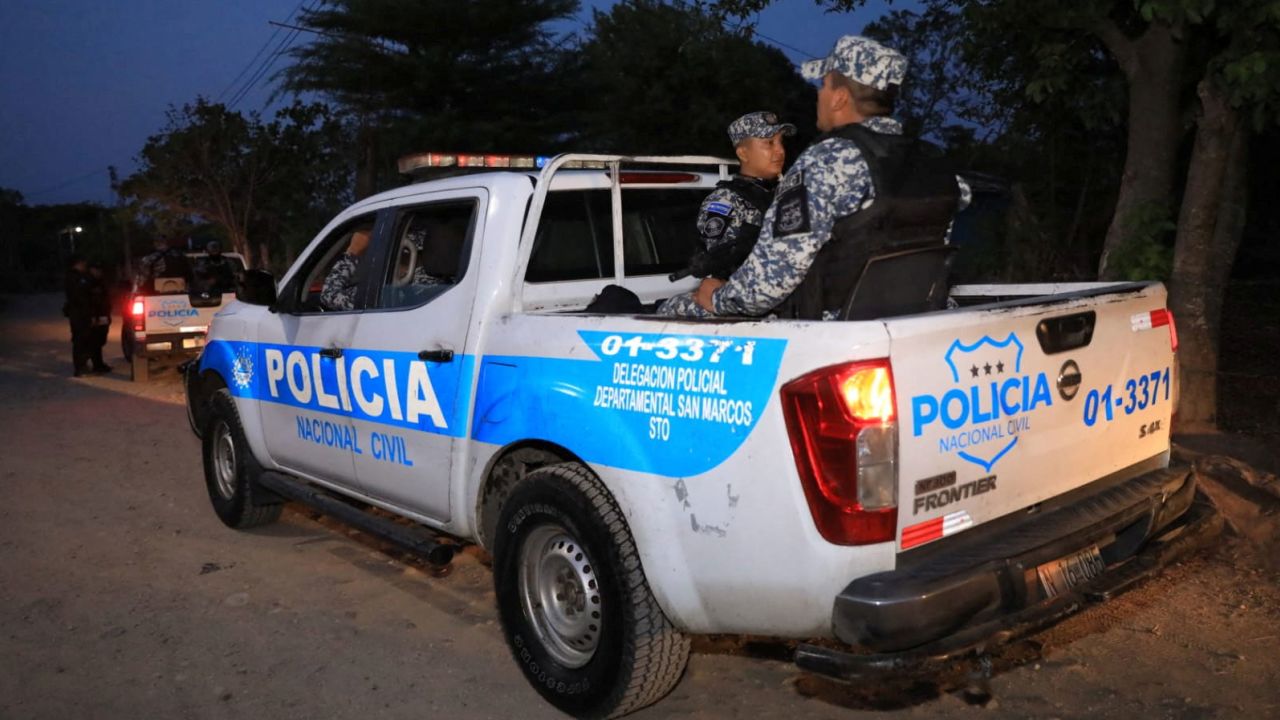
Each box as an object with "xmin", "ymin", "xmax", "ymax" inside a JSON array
[
  {"xmin": 321, "ymin": 253, "xmax": 360, "ymax": 311},
  {"xmin": 657, "ymin": 112, "xmax": 793, "ymax": 316},
  {"xmin": 697, "ymin": 112, "xmax": 796, "ymax": 253},
  {"xmin": 694, "ymin": 180, "xmax": 770, "ymax": 254},
  {"xmin": 661, "ymin": 36, "xmax": 971, "ymax": 320},
  {"xmin": 134, "ymin": 247, "xmax": 189, "ymax": 290}
]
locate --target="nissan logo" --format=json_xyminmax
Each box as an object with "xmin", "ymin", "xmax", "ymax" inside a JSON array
[{"xmin": 1058, "ymin": 360, "xmax": 1082, "ymax": 401}]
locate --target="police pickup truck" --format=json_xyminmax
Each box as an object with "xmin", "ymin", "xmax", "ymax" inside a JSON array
[
  {"xmin": 125, "ymin": 252, "xmax": 245, "ymax": 381},
  {"xmin": 184, "ymin": 153, "xmax": 1213, "ymax": 718}
]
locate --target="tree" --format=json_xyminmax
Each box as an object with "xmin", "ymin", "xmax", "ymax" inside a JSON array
[
  {"xmin": 566, "ymin": 0, "xmax": 815, "ymax": 155},
  {"xmin": 714, "ymin": 0, "xmax": 1280, "ymax": 430},
  {"xmin": 121, "ymin": 99, "xmax": 351, "ymax": 269},
  {"xmin": 278, "ymin": 0, "xmax": 579, "ymax": 198},
  {"xmin": 1166, "ymin": 0, "xmax": 1280, "ymax": 429}
]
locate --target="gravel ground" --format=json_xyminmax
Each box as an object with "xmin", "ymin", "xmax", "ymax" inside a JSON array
[{"xmin": 2, "ymin": 293, "xmax": 1277, "ymax": 720}]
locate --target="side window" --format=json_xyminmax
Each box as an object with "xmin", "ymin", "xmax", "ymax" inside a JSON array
[
  {"xmin": 376, "ymin": 200, "xmax": 476, "ymax": 310},
  {"xmin": 295, "ymin": 216, "xmax": 377, "ymax": 313}
]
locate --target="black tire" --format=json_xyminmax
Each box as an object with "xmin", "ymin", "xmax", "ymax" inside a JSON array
[
  {"xmin": 201, "ymin": 389, "xmax": 282, "ymax": 528},
  {"xmin": 121, "ymin": 325, "xmax": 133, "ymax": 362},
  {"xmin": 494, "ymin": 463, "xmax": 690, "ymax": 719}
]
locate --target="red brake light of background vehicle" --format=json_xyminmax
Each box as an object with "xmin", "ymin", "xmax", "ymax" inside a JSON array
[
  {"xmin": 130, "ymin": 296, "xmax": 145, "ymax": 333},
  {"xmin": 780, "ymin": 360, "xmax": 899, "ymax": 546}
]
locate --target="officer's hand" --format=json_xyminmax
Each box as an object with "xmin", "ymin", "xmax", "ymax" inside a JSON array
[
  {"xmin": 348, "ymin": 229, "xmax": 372, "ymax": 256},
  {"xmin": 695, "ymin": 278, "xmax": 724, "ymax": 313}
]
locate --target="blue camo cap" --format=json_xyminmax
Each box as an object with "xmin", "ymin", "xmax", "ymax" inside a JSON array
[
  {"xmin": 727, "ymin": 111, "xmax": 797, "ymax": 145},
  {"xmin": 801, "ymin": 35, "xmax": 907, "ymax": 90}
]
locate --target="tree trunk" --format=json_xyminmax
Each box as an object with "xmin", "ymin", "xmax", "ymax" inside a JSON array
[
  {"xmin": 1095, "ymin": 20, "xmax": 1186, "ymax": 280},
  {"xmin": 354, "ymin": 115, "xmax": 378, "ymax": 201},
  {"xmin": 1168, "ymin": 79, "xmax": 1243, "ymax": 431}
]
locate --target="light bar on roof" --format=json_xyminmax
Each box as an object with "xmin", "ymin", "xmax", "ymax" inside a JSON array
[{"xmin": 398, "ymin": 152, "xmax": 614, "ymax": 175}]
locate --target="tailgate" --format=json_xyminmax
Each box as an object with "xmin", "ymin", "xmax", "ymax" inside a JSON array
[
  {"xmin": 887, "ymin": 283, "xmax": 1176, "ymax": 551},
  {"xmin": 144, "ymin": 294, "xmax": 206, "ymax": 335}
]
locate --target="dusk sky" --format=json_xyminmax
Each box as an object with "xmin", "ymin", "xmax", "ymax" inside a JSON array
[{"xmin": 0, "ymin": 0, "xmax": 892, "ymax": 207}]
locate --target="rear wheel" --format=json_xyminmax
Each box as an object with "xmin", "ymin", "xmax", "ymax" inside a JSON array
[
  {"xmin": 202, "ymin": 389, "xmax": 281, "ymax": 528},
  {"xmin": 121, "ymin": 325, "xmax": 134, "ymax": 362},
  {"xmin": 494, "ymin": 463, "xmax": 689, "ymax": 718}
]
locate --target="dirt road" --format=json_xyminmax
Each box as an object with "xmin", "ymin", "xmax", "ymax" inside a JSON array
[{"xmin": 2, "ymin": 293, "xmax": 1277, "ymax": 720}]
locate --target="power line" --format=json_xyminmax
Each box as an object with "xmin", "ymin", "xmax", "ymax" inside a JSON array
[
  {"xmin": 226, "ymin": 1, "xmax": 313, "ymax": 110},
  {"xmin": 216, "ymin": 31, "xmax": 285, "ymax": 104},
  {"xmin": 724, "ymin": 18, "xmax": 821, "ymax": 60},
  {"xmin": 24, "ymin": 167, "xmax": 109, "ymax": 199},
  {"xmin": 219, "ymin": 0, "xmax": 309, "ymax": 105}
]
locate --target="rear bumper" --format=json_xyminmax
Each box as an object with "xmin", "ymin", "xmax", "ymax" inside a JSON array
[
  {"xmin": 796, "ymin": 463, "xmax": 1220, "ymax": 680},
  {"xmin": 134, "ymin": 330, "xmax": 207, "ymax": 357}
]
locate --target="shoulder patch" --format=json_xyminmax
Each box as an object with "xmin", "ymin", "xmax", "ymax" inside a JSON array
[
  {"xmin": 702, "ymin": 215, "xmax": 727, "ymax": 240},
  {"xmin": 772, "ymin": 183, "xmax": 810, "ymax": 237},
  {"xmin": 705, "ymin": 201, "xmax": 733, "ymax": 216}
]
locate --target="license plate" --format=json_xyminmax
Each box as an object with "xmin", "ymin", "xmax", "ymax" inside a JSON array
[{"xmin": 1036, "ymin": 545, "xmax": 1106, "ymax": 598}]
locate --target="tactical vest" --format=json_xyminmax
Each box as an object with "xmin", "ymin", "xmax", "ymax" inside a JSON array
[
  {"xmin": 773, "ymin": 123, "xmax": 959, "ymax": 320},
  {"xmin": 715, "ymin": 175, "xmax": 775, "ymax": 245}
]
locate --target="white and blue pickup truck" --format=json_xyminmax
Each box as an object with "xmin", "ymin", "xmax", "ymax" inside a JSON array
[
  {"xmin": 184, "ymin": 153, "xmax": 1215, "ymax": 719},
  {"xmin": 125, "ymin": 251, "xmax": 247, "ymax": 382}
]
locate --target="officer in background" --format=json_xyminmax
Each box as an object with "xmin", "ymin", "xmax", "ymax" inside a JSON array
[
  {"xmin": 666, "ymin": 112, "xmax": 795, "ymax": 287},
  {"xmin": 86, "ymin": 262, "xmax": 113, "ymax": 373},
  {"xmin": 64, "ymin": 256, "xmax": 95, "ymax": 376},
  {"xmin": 661, "ymin": 35, "xmax": 970, "ymax": 320},
  {"xmin": 194, "ymin": 240, "xmax": 239, "ymax": 295},
  {"xmin": 135, "ymin": 236, "xmax": 192, "ymax": 293}
]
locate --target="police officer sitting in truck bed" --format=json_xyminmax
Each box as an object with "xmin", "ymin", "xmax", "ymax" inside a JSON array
[{"xmin": 661, "ymin": 35, "xmax": 970, "ymax": 321}]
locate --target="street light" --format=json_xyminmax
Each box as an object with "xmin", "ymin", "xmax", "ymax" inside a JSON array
[{"xmin": 62, "ymin": 225, "xmax": 83, "ymax": 254}]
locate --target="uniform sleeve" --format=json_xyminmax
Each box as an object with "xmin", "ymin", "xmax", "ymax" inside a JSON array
[
  {"xmin": 321, "ymin": 254, "xmax": 359, "ymax": 311},
  {"xmin": 710, "ymin": 141, "xmax": 872, "ymax": 317},
  {"xmin": 955, "ymin": 175, "xmax": 972, "ymax": 212},
  {"xmin": 655, "ymin": 291, "xmax": 714, "ymax": 318},
  {"xmin": 696, "ymin": 188, "xmax": 737, "ymax": 251}
]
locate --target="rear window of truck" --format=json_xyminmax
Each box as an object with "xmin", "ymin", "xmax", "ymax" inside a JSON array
[{"xmin": 526, "ymin": 189, "xmax": 703, "ymax": 282}]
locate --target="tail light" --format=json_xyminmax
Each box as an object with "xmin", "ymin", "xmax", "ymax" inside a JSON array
[
  {"xmin": 780, "ymin": 360, "xmax": 898, "ymax": 545},
  {"xmin": 1163, "ymin": 310, "xmax": 1179, "ymax": 431},
  {"xmin": 130, "ymin": 296, "xmax": 145, "ymax": 333},
  {"xmin": 1150, "ymin": 308, "xmax": 1178, "ymax": 353}
]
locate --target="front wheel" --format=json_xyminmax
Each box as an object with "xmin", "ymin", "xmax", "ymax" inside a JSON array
[
  {"xmin": 202, "ymin": 389, "xmax": 281, "ymax": 528},
  {"xmin": 494, "ymin": 463, "xmax": 690, "ymax": 718}
]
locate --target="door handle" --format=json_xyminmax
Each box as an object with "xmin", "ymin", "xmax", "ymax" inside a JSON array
[
  {"xmin": 319, "ymin": 347, "xmax": 343, "ymax": 359},
  {"xmin": 418, "ymin": 349, "xmax": 455, "ymax": 363}
]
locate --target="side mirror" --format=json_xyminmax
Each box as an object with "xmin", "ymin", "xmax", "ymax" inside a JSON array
[{"xmin": 238, "ymin": 269, "xmax": 278, "ymax": 307}]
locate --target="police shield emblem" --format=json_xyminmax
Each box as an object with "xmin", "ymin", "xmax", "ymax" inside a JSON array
[
  {"xmin": 703, "ymin": 215, "xmax": 727, "ymax": 239},
  {"xmin": 910, "ymin": 332, "xmax": 1054, "ymax": 473},
  {"xmin": 773, "ymin": 186, "xmax": 810, "ymax": 236}
]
